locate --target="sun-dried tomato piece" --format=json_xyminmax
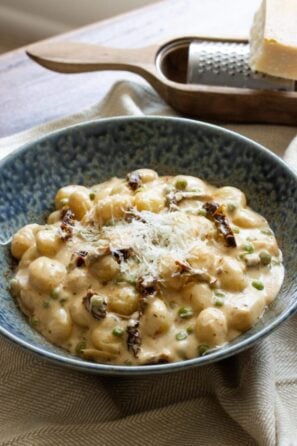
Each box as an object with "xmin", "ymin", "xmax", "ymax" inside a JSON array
[
  {"xmin": 174, "ymin": 260, "xmax": 216, "ymax": 286},
  {"xmin": 127, "ymin": 172, "xmax": 142, "ymax": 191},
  {"xmin": 111, "ymin": 248, "xmax": 133, "ymax": 264},
  {"xmin": 127, "ymin": 319, "xmax": 141, "ymax": 358},
  {"xmin": 60, "ymin": 209, "xmax": 75, "ymax": 241},
  {"xmin": 203, "ymin": 202, "xmax": 237, "ymax": 247},
  {"xmin": 75, "ymin": 250, "xmax": 88, "ymax": 267}
]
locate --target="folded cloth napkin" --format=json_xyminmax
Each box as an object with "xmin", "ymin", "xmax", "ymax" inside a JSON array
[{"xmin": 0, "ymin": 80, "xmax": 296, "ymax": 446}]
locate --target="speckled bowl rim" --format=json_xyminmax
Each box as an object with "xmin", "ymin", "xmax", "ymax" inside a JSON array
[{"xmin": 1, "ymin": 116, "xmax": 297, "ymax": 376}]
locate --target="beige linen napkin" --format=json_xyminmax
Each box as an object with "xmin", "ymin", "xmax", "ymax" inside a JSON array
[{"xmin": 0, "ymin": 80, "xmax": 297, "ymax": 446}]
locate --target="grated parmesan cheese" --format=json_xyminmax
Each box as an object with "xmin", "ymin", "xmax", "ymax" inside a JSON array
[{"xmin": 100, "ymin": 209, "xmax": 206, "ymax": 280}]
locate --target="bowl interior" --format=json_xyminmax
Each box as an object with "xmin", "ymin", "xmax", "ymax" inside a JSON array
[{"xmin": 0, "ymin": 117, "xmax": 296, "ymax": 375}]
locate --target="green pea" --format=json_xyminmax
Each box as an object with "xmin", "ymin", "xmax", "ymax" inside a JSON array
[
  {"xmin": 198, "ymin": 208, "xmax": 207, "ymax": 217},
  {"xmin": 261, "ymin": 229, "xmax": 273, "ymax": 236},
  {"xmin": 30, "ymin": 316, "xmax": 39, "ymax": 327},
  {"xmin": 51, "ymin": 287, "xmax": 60, "ymax": 300},
  {"xmin": 242, "ymin": 244, "xmax": 254, "ymax": 254},
  {"xmin": 259, "ymin": 250, "xmax": 272, "ymax": 265},
  {"xmin": 198, "ymin": 344, "xmax": 209, "ymax": 356},
  {"xmin": 227, "ymin": 202, "xmax": 237, "ymax": 212},
  {"xmin": 215, "ymin": 298, "xmax": 224, "ymax": 307},
  {"xmin": 178, "ymin": 307, "xmax": 194, "ymax": 319},
  {"xmin": 214, "ymin": 291, "xmax": 225, "ymax": 298},
  {"xmin": 252, "ymin": 280, "xmax": 264, "ymax": 291},
  {"xmin": 176, "ymin": 331, "xmax": 188, "ymax": 341},
  {"xmin": 186, "ymin": 326, "xmax": 194, "ymax": 334},
  {"xmin": 89, "ymin": 192, "xmax": 96, "ymax": 200},
  {"xmin": 112, "ymin": 326, "xmax": 124, "ymax": 337},
  {"xmin": 75, "ymin": 340, "xmax": 86, "ymax": 356},
  {"xmin": 175, "ymin": 179, "xmax": 187, "ymax": 190}
]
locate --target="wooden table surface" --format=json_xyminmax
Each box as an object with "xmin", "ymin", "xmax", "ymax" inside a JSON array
[{"xmin": 0, "ymin": 0, "xmax": 260, "ymax": 138}]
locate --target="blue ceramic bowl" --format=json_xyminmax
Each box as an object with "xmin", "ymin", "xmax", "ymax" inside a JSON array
[{"xmin": 0, "ymin": 116, "xmax": 296, "ymax": 376}]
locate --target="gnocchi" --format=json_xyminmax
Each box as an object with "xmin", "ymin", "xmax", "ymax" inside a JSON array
[
  {"xmin": 95, "ymin": 194, "xmax": 133, "ymax": 223},
  {"xmin": 29, "ymin": 257, "xmax": 66, "ymax": 293},
  {"xmin": 11, "ymin": 224, "xmax": 40, "ymax": 259},
  {"xmin": 36, "ymin": 228, "xmax": 61, "ymax": 256},
  {"xmin": 10, "ymin": 170, "xmax": 284, "ymax": 364}
]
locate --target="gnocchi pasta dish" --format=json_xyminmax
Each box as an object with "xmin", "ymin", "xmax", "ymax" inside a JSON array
[{"xmin": 10, "ymin": 169, "xmax": 284, "ymax": 365}]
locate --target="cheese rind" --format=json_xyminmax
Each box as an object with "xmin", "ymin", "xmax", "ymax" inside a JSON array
[{"xmin": 250, "ymin": 0, "xmax": 297, "ymax": 80}]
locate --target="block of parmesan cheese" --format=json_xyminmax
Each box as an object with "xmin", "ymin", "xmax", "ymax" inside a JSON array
[{"xmin": 249, "ymin": 0, "xmax": 297, "ymax": 80}]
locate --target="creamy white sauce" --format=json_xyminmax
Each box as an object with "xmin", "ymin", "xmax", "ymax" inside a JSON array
[{"xmin": 10, "ymin": 169, "xmax": 284, "ymax": 365}]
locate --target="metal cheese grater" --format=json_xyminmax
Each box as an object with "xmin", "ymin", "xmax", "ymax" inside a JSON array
[{"xmin": 187, "ymin": 40, "xmax": 295, "ymax": 91}]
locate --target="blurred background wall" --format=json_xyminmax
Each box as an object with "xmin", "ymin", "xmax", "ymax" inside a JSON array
[{"xmin": 0, "ymin": 0, "xmax": 158, "ymax": 53}]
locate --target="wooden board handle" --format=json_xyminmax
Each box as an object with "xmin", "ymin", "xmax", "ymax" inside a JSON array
[{"xmin": 26, "ymin": 41, "xmax": 157, "ymax": 75}]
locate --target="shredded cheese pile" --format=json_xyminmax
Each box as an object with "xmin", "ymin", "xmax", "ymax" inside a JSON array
[{"xmin": 101, "ymin": 210, "xmax": 205, "ymax": 279}]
